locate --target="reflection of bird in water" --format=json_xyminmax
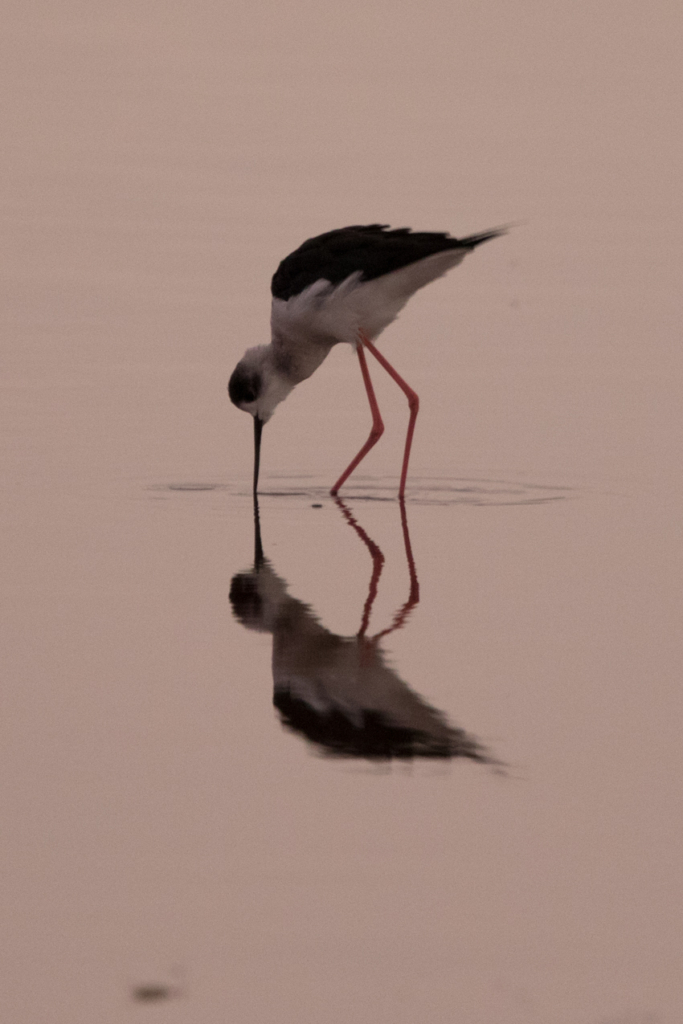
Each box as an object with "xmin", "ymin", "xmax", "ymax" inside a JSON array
[
  {"xmin": 228, "ymin": 224, "xmax": 506, "ymax": 497},
  {"xmin": 230, "ymin": 498, "xmax": 495, "ymax": 763}
]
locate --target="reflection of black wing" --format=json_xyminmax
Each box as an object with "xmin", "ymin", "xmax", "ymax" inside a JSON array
[
  {"xmin": 230, "ymin": 559, "xmax": 495, "ymax": 765},
  {"xmin": 274, "ymin": 688, "xmax": 488, "ymax": 761}
]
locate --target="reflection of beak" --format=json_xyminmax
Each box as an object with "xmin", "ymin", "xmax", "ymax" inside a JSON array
[
  {"xmin": 253, "ymin": 416, "xmax": 263, "ymax": 495},
  {"xmin": 253, "ymin": 492, "xmax": 264, "ymax": 568}
]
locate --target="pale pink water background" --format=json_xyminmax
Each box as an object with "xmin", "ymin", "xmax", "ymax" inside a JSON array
[{"xmin": 2, "ymin": 2, "xmax": 682, "ymax": 1022}]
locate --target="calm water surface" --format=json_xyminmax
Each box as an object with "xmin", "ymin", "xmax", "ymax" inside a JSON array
[{"xmin": 2, "ymin": 2, "xmax": 682, "ymax": 1022}]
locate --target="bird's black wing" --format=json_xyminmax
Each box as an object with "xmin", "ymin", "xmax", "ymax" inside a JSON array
[{"xmin": 271, "ymin": 224, "xmax": 504, "ymax": 300}]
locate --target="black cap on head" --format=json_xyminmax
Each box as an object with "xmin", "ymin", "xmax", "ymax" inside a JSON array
[{"xmin": 228, "ymin": 365, "xmax": 262, "ymax": 408}]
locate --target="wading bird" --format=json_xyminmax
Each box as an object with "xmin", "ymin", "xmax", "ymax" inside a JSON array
[{"xmin": 228, "ymin": 224, "xmax": 506, "ymax": 496}]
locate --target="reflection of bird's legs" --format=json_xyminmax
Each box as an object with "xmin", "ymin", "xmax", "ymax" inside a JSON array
[
  {"xmin": 372, "ymin": 498, "xmax": 420, "ymax": 641},
  {"xmin": 399, "ymin": 495, "xmax": 419, "ymax": 612},
  {"xmin": 333, "ymin": 497, "xmax": 385, "ymax": 637},
  {"xmin": 334, "ymin": 495, "xmax": 421, "ymax": 641}
]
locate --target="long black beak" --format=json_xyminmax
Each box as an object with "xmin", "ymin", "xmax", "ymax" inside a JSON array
[{"xmin": 253, "ymin": 415, "xmax": 263, "ymax": 496}]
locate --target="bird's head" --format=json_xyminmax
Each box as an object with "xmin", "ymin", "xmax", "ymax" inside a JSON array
[{"xmin": 228, "ymin": 345, "xmax": 294, "ymax": 493}]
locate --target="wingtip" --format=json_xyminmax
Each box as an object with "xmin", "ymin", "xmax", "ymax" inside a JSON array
[{"xmin": 459, "ymin": 224, "xmax": 512, "ymax": 248}]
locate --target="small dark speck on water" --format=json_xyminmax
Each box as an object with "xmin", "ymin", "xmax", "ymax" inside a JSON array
[
  {"xmin": 131, "ymin": 984, "xmax": 175, "ymax": 1002},
  {"xmin": 311, "ymin": 503, "xmax": 323, "ymax": 508}
]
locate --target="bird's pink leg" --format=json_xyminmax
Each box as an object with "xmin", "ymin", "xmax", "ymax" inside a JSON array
[
  {"xmin": 360, "ymin": 331, "xmax": 419, "ymax": 499},
  {"xmin": 330, "ymin": 343, "xmax": 384, "ymax": 495}
]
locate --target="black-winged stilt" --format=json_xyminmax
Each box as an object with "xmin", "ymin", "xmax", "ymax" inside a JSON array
[{"xmin": 228, "ymin": 224, "xmax": 506, "ymax": 497}]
